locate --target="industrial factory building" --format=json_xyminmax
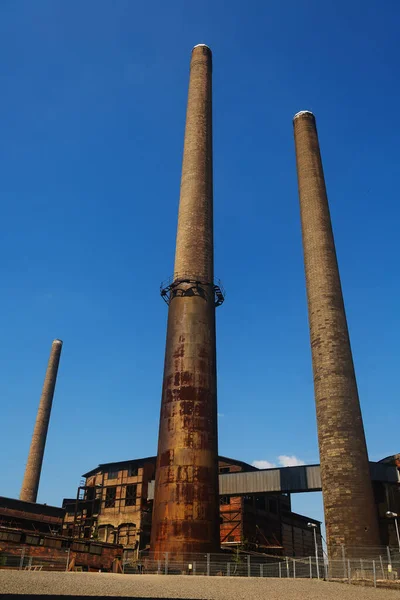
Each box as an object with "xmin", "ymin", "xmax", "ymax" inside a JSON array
[
  {"xmin": 0, "ymin": 496, "xmax": 123, "ymax": 572},
  {"xmin": 62, "ymin": 456, "xmax": 322, "ymax": 558}
]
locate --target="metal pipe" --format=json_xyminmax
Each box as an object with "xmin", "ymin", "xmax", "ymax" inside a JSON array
[
  {"xmin": 19, "ymin": 548, "xmax": 25, "ymax": 570},
  {"xmin": 395, "ymin": 518, "xmax": 400, "ymax": 552},
  {"xmin": 164, "ymin": 552, "xmax": 169, "ymax": 575},
  {"xmin": 313, "ymin": 526, "xmax": 319, "ymax": 580},
  {"xmin": 307, "ymin": 523, "xmax": 319, "ymax": 580},
  {"xmin": 342, "ymin": 545, "xmax": 346, "ymax": 578},
  {"xmin": 65, "ymin": 548, "xmax": 70, "ymax": 572},
  {"xmin": 386, "ymin": 545, "xmax": 391, "ymax": 566},
  {"xmin": 387, "ymin": 512, "xmax": 400, "ymax": 551},
  {"xmin": 379, "ymin": 555, "xmax": 385, "ymax": 579}
]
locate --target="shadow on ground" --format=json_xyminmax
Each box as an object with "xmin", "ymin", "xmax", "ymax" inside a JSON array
[{"xmin": 0, "ymin": 597, "xmax": 203, "ymax": 600}]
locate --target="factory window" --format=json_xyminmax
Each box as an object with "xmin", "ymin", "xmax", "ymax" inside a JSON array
[
  {"xmin": 72, "ymin": 541, "xmax": 90, "ymax": 552},
  {"xmin": 90, "ymin": 544, "xmax": 102, "ymax": 555},
  {"xmin": 219, "ymin": 467, "xmax": 230, "ymax": 474},
  {"xmin": 108, "ymin": 470, "xmax": 119, "ymax": 480},
  {"xmin": 86, "ymin": 487, "xmax": 95, "ymax": 501},
  {"xmin": 0, "ymin": 531, "xmax": 21, "ymax": 542},
  {"xmin": 44, "ymin": 538, "xmax": 62, "ymax": 549},
  {"xmin": 220, "ymin": 496, "xmax": 231, "ymax": 505},
  {"xmin": 118, "ymin": 523, "xmax": 136, "ymax": 546},
  {"xmin": 107, "ymin": 528, "xmax": 117, "ymax": 544},
  {"xmin": 128, "ymin": 465, "xmax": 138, "ymax": 477},
  {"xmin": 255, "ymin": 496, "xmax": 266, "ymax": 510},
  {"xmin": 269, "ymin": 499, "xmax": 278, "ymax": 514},
  {"xmin": 25, "ymin": 535, "xmax": 41, "ymax": 545},
  {"xmin": 63, "ymin": 526, "xmax": 72, "ymax": 538},
  {"xmin": 105, "ymin": 487, "xmax": 117, "ymax": 508},
  {"xmin": 125, "ymin": 484, "xmax": 137, "ymax": 506},
  {"xmin": 97, "ymin": 526, "xmax": 108, "ymax": 542}
]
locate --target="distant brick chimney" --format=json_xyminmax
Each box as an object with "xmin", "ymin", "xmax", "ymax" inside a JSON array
[{"xmin": 20, "ymin": 339, "xmax": 63, "ymax": 503}]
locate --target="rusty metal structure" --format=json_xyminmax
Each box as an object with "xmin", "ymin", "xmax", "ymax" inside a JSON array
[
  {"xmin": 20, "ymin": 339, "xmax": 63, "ymax": 503},
  {"xmin": 151, "ymin": 44, "xmax": 223, "ymax": 557},
  {"xmin": 293, "ymin": 111, "xmax": 381, "ymax": 554}
]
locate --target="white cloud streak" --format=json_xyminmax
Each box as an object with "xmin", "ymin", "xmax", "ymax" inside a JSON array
[
  {"xmin": 278, "ymin": 455, "xmax": 305, "ymax": 467},
  {"xmin": 252, "ymin": 460, "xmax": 276, "ymax": 469},
  {"xmin": 252, "ymin": 455, "xmax": 306, "ymax": 469}
]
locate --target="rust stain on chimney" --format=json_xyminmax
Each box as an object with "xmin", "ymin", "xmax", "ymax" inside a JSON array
[{"xmin": 151, "ymin": 45, "xmax": 221, "ymax": 558}]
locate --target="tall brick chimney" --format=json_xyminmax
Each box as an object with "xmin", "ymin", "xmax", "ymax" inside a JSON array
[
  {"xmin": 293, "ymin": 111, "xmax": 380, "ymax": 553},
  {"xmin": 20, "ymin": 339, "xmax": 63, "ymax": 503},
  {"xmin": 151, "ymin": 44, "xmax": 222, "ymax": 557}
]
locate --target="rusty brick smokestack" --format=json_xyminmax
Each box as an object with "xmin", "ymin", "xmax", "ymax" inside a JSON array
[
  {"xmin": 293, "ymin": 111, "xmax": 380, "ymax": 553},
  {"xmin": 20, "ymin": 339, "xmax": 63, "ymax": 503},
  {"xmin": 151, "ymin": 44, "xmax": 221, "ymax": 557}
]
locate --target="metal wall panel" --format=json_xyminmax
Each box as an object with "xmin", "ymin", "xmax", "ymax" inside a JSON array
[{"xmin": 147, "ymin": 462, "xmax": 398, "ymax": 499}]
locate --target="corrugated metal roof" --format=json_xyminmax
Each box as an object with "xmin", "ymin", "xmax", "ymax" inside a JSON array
[
  {"xmin": 0, "ymin": 496, "xmax": 64, "ymax": 518},
  {"xmin": 82, "ymin": 456, "xmax": 156, "ymax": 478},
  {"xmin": 82, "ymin": 455, "xmax": 254, "ymax": 478}
]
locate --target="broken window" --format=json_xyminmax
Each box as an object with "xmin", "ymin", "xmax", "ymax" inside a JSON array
[
  {"xmin": 220, "ymin": 496, "xmax": 231, "ymax": 505},
  {"xmin": 125, "ymin": 484, "xmax": 137, "ymax": 507},
  {"xmin": 105, "ymin": 487, "xmax": 117, "ymax": 508}
]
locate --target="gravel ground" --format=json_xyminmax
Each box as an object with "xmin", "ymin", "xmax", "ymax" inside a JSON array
[{"xmin": 1, "ymin": 572, "xmax": 399, "ymax": 599}]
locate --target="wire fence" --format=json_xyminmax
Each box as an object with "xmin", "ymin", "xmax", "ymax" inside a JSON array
[
  {"xmin": 328, "ymin": 557, "xmax": 400, "ymax": 586},
  {"xmin": 0, "ymin": 546, "xmax": 69, "ymax": 572},
  {"xmin": 2, "ymin": 544, "xmax": 400, "ymax": 588},
  {"xmin": 121, "ymin": 547, "xmax": 400, "ymax": 588},
  {"xmin": 122, "ymin": 552, "xmax": 319, "ymax": 578}
]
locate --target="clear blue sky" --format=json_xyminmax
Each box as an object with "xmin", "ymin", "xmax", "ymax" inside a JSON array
[{"xmin": 1, "ymin": 1, "xmax": 398, "ymax": 530}]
